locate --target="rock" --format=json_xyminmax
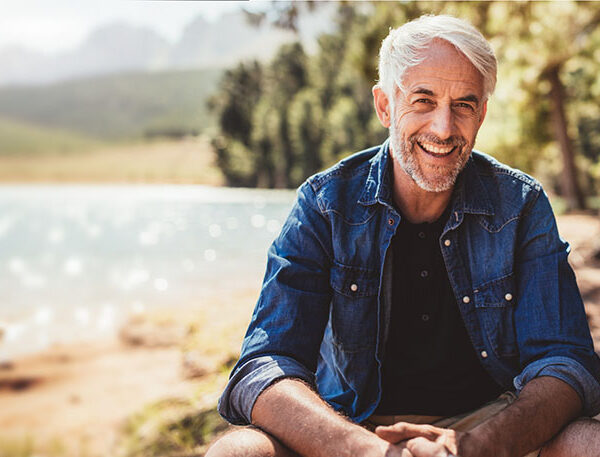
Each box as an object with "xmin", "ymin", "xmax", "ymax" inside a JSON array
[
  {"xmin": 119, "ymin": 317, "xmax": 188, "ymax": 348},
  {"xmin": 0, "ymin": 361, "xmax": 14, "ymax": 370},
  {"xmin": 181, "ymin": 351, "xmax": 214, "ymax": 379}
]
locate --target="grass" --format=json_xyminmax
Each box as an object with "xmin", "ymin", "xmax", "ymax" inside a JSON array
[
  {"xmin": 117, "ymin": 353, "xmax": 236, "ymax": 457},
  {"xmin": 0, "ymin": 135, "xmax": 224, "ymax": 184},
  {"xmin": 119, "ymin": 399, "xmax": 231, "ymax": 457},
  {"xmin": 0, "ymin": 116, "xmax": 102, "ymax": 156},
  {"xmin": 0, "ymin": 435, "xmax": 78, "ymax": 457},
  {"xmin": 115, "ymin": 294, "xmax": 252, "ymax": 457}
]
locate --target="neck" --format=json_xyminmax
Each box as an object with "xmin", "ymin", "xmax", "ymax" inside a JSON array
[{"xmin": 391, "ymin": 158, "xmax": 453, "ymax": 224}]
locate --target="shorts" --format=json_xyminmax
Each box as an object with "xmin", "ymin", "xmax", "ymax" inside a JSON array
[{"xmin": 363, "ymin": 392, "xmax": 540, "ymax": 457}]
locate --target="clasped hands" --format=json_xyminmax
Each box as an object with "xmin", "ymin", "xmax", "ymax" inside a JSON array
[{"xmin": 375, "ymin": 422, "xmax": 462, "ymax": 457}]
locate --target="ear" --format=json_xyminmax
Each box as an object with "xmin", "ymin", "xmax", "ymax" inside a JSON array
[
  {"xmin": 478, "ymin": 100, "xmax": 488, "ymax": 128},
  {"xmin": 373, "ymin": 85, "xmax": 391, "ymax": 128}
]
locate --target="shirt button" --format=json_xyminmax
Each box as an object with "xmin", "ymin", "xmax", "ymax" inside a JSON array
[
  {"xmin": 388, "ymin": 218, "xmax": 394, "ymax": 226},
  {"xmin": 505, "ymin": 293, "xmax": 513, "ymax": 301},
  {"xmin": 444, "ymin": 239, "xmax": 451, "ymax": 247},
  {"xmin": 462, "ymin": 296, "xmax": 470, "ymax": 304},
  {"xmin": 481, "ymin": 350, "xmax": 488, "ymax": 358},
  {"xmin": 418, "ymin": 231, "xmax": 426, "ymax": 239},
  {"xmin": 421, "ymin": 314, "xmax": 430, "ymax": 322},
  {"xmin": 420, "ymin": 270, "xmax": 429, "ymax": 278},
  {"xmin": 350, "ymin": 283, "xmax": 358, "ymax": 292}
]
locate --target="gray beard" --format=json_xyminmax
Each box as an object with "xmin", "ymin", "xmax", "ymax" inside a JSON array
[{"xmin": 389, "ymin": 127, "xmax": 470, "ymax": 193}]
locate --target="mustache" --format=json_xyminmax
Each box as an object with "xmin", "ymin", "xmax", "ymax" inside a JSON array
[{"xmin": 409, "ymin": 133, "xmax": 467, "ymax": 148}]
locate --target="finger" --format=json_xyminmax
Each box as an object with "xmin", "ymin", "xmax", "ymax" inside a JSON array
[
  {"xmin": 375, "ymin": 422, "xmax": 440, "ymax": 443},
  {"xmin": 386, "ymin": 443, "xmax": 415, "ymax": 457},
  {"xmin": 406, "ymin": 437, "xmax": 450, "ymax": 457}
]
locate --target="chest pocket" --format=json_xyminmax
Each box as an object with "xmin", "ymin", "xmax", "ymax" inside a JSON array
[
  {"xmin": 474, "ymin": 275, "xmax": 518, "ymax": 358},
  {"xmin": 329, "ymin": 262, "xmax": 379, "ymax": 352}
]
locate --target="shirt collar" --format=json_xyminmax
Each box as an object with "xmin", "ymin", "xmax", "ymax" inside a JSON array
[
  {"xmin": 358, "ymin": 141, "xmax": 495, "ymax": 220},
  {"xmin": 357, "ymin": 139, "xmax": 394, "ymax": 207}
]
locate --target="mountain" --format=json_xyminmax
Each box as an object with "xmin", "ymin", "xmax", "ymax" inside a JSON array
[
  {"xmin": 0, "ymin": 24, "xmax": 170, "ymax": 86},
  {"xmin": 170, "ymin": 12, "xmax": 295, "ymax": 69},
  {"xmin": 0, "ymin": 9, "xmax": 330, "ymax": 86}
]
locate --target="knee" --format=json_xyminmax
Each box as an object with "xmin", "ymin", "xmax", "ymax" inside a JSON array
[
  {"xmin": 541, "ymin": 417, "xmax": 600, "ymax": 457},
  {"xmin": 205, "ymin": 428, "xmax": 281, "ymax": 457}
]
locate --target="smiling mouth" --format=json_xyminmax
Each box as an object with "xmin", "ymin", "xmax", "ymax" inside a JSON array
[{"xmin": 416, "ymin": 141, "xmax": 457, "ymax": 157}]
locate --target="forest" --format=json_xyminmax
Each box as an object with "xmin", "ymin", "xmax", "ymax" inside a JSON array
[{"xmin": 209, "ymin": 1, "xmax": 600, "ymax": 211}]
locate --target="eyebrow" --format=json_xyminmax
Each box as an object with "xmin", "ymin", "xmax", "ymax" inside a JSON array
[{"xmin": 411, "ymin": 87, "xmax": 480, "ymax": 105}]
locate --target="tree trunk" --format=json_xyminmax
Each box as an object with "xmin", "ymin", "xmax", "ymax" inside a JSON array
[{"xmin": 547, "ymin": 64, "xmax": 586, "ymax": 211}]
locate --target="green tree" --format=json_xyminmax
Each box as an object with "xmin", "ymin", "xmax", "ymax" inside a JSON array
[{"xmin": 208, "ymin": 61, "xmax": 264, "ymax": 186}]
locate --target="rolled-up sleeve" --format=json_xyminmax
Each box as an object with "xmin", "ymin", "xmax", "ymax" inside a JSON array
[
  {"xmin": 513, "ymin": 189, "xmax": 600, "ymax": 416},
  {"xmin": 218, "ymin": 355, "xmax": 316, "ymax": 425},
  {"xmin": 514, "ymin": 355, "xmax": 600, "ymax": 416},
  {"xmin": 218, "ymin": 180, "xmax": 334, "ymax": 425}
]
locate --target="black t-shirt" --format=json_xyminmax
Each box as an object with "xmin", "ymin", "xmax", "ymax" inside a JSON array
[{"xmin": 375, "ymin": 210, "xmax": 503, "ymax": 416}]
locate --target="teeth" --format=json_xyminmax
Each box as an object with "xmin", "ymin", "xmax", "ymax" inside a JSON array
[{"xmin": 420, "ymin": 142, "xmax": 454, "ymax": 155}]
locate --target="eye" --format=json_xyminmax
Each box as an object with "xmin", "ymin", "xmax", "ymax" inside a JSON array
[
  {"xmin": 455, "ymin": 102, "xmax": 475, "ymax": 111},
  {"xmin": 415, "ymin": 98, "xmax": 434, "ymax": 105}
]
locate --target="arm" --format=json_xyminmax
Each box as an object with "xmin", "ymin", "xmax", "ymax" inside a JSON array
[
  {"xmin": 460, "ymin": 375, "xmax": 581, "ymax": 456},
  {"xmin": 218, "ymin": 181, "xmax": 334, "ymax": 425},
  {"xmin": 253, "ymin": 378, "xmax": 413, "ymax": 457},
  {"xmin": 511, "ymin": 189, "xmax": 600, "ymax": 417},
  {"xmin": 375, "ymin": 375, "xmax": 581, "ymax": 457}
]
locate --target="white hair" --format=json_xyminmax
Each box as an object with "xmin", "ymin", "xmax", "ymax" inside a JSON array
[{"xmin": 377, "ymin": 15, "xmax": 497, "ymax": 101}]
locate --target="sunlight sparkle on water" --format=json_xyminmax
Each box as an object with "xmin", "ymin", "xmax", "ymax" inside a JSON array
[
  {"xmin": 0, "ymin": 216, "xmax": 15, "ymax": 238},
  {"xmin": 8, "ymin": 257, "xmax": 26, "ymax": 275},
  {"xmin": 97, "ymin": 304, "xmax": 116, "ymax": 331},
  {"xmin": 4, "ymin": 323, "xmax": 25, "ymax": 342},
  {"xmin": 74, "ymin": 307, "xmax": 90, "ymax": 326},
  {"xmin": 182, "ymin": 259, "xmax": 195, "ymax": 272},
  {"xmin": 139, "ymin": 224, "xmax": 161, "ymax": 245},
  {"xmin": 21, "ymin": 272, "xmax": 47, "ymax": 289},
  {"xmin": 64, "ymin": 257, "xmax": 83, "ymax": 276},
  {"xmin": 267, "ymin": 219, "xmax": 281, "ymax": 233},
  {"xmin": 251, "ymin": 214, "xmax": 266, "ymax": 228},
  {"xmin": 120, "ymin": 269, "xmax": 150, "ymax": 290},
  {"xmin": 48, "ymin": 227, "xmax": 65, "ymax": 244},
  {"xmin": 209, "ymin": 223, "xmax": 222, "ymax": 237},
  {"xmin": 86, "ymin": 224, "xmax": 102, "ymax": 238},
  {"xmin": 130, "ymin": 301, "xmax": 146, "ymax": 315},
  {"xmin": 153, "ymin": 277, "xmax": 169, "ymax": 292},
  {"xmin": 34, "ymin": 307, "xmax": 53, "ymax": 325}
]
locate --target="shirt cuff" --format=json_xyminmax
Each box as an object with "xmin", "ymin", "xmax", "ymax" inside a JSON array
[
  {"xmin": 513, "ymin": 355, "xmax": 600, "ymax": 417},
  {"xmin": 217, "ymin": 355, "xmax": 315, "ymax": 425}
]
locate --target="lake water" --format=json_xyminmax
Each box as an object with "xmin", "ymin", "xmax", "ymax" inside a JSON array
[{"xmin": 0, "ymin": 184, "xmax": 296, "ymax": 360}]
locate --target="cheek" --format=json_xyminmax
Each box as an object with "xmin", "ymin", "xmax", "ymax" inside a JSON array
[{"xmin": 458, "ymin": 117, "xmax": 482, "ymax": 139}]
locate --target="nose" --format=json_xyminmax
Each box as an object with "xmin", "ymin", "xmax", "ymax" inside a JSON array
[{"xmin": 429, "ymin": 105, "xmax": 454, "ymax": 140}]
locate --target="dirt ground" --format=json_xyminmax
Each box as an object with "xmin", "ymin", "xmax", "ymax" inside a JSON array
[
  {"xmin": 0, "ymin": 341, "xmax": 203, "ymax": 456},
  {"xmin": 0, "ymin": 214, "xmax": 598, "ymax": 457}
]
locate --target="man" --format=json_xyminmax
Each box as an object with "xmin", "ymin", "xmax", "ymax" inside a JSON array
[{"xmin": 207, "ymin": 15, "xmax": 600, "ymax": 457}]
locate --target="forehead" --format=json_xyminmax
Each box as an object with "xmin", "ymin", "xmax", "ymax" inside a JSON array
[{"xmin": 401, "ymin": 40, "xmax": 483, "ymax": 98}]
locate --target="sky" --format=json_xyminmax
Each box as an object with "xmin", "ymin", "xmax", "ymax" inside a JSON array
[{"xmin": 0, "ymin": 0, "xmax": 265, "ymax": 54}]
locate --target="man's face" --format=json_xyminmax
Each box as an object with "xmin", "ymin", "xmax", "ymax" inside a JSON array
[{"xmin": 384, "ymin": 40, "xmax": 487, "ymax": 193}]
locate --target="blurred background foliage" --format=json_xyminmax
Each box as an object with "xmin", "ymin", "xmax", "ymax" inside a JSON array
[
  {"xmin": 209, "ymin": 1, "xmax": 600, "ymax": 210},
  {"xmin": 0, "ymin": 1, "xmax": 598, "ymax": 208}
]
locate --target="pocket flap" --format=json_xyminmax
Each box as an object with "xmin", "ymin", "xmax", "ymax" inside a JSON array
[
  {"xmin": 474, "ymin": 275, "xmax": 516, "ymax": 308},
  {"xmin": 330, "ymin": 262, "xmax": 379, "ymax": 298}
]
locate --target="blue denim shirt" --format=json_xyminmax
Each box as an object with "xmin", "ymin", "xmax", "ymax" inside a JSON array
[{"xmin": 218, "ymin": 140, "xmax": 600, "ymax": 425}]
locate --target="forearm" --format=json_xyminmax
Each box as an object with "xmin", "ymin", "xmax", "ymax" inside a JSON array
[
  {"xmin": 252, "ymin": 378, "xmax": 401, "ymax": 457},
  {"xmin": 460, "ymin": 376, "xmax": 582, "ymax": 457}
]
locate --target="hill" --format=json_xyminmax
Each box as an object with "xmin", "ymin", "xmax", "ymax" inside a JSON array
[
  {"xmin": 0, "ymin": 68, "xmax": 222, "ymax": 140},
  {"xmin": 0, "ymin": 116, "xmax": 102, "ymax": 156}
]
